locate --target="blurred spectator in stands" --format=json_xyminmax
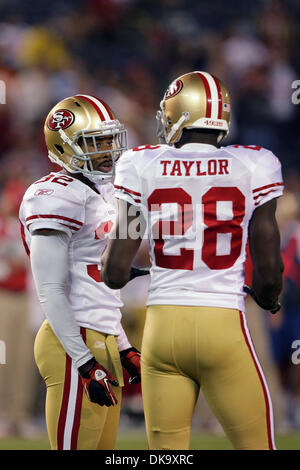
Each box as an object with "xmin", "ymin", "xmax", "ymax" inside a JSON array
[
  {"xmin": 0, "ymin": 179, "xmax": 41, "ymax": 437},
  {"xmin": 269, "ymin": 191, "xmax": 300, "ymax": 429}
]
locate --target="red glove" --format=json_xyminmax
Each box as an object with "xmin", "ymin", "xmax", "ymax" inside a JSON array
[
  {"xmin": 78, "ymin": 357, "xmax": 118, "ymax": 406},
  {"xmin": 120, "ymin": 347, "xmax": 141, "ymax": 384}
]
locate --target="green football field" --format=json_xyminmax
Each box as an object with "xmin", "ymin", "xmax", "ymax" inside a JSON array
[{"xmin": 0, "ymin": 431, "xmax": 299, "ymax": 450}]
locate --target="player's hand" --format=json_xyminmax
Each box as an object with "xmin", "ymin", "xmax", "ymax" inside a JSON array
[
  {"xmin": 129, "ymin": 267, "xmax": 149, "ymax": 281},
  {"xmin": 243, "ymin": 285, "xmax": 281, "ymax": 314},
  {"xmin": 78, "ymin": 357, "xmax": 118, "ymax": 406},
  {"xmin": 120, "ymin": 347, "xmax": 141, "ymax": 384}
]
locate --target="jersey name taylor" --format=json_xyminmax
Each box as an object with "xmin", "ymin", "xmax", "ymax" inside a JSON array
[
  {"xmin": 19, "ymin": 172, "xmax": 122, "ymax": 335},
  {"xmin": 114, "ymin": 143, "xmax": 284, "ymax": 311}
]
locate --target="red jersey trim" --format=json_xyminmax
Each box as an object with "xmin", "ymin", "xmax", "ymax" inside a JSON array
[
  {"xmin": 254, "ymin": 189, "xmax": 282, "ymax": 206},
  {"xmin": 26, "ymin": 214, "xmax": 83, "ymax": 226},
  {"xmin": 114, "ymin": 184, "xmax": 141, "ymax": 197},
  {"xmin": 252, "ymin": 182, "xmax": 283, "ymax": 194},
  {"xmin": 114, "ymin": 185, "xmax": 141, "ymax": 203}
]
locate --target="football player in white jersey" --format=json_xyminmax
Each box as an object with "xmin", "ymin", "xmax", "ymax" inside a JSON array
[
  {"xmin": 101, "ymin": 71, "xmax": 284, "ymax": 450},
  {"xmin": 19, "ymin": 95, "xmax": 142, "ymax": 450}
]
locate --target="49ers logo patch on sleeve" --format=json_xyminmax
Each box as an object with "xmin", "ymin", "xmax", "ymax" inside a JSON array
[
  {"xmin": 48, "ymin": 109, "xmax": 75, "ymax": 130},
  {"xmin": 164, "ymin": 79, "xmax": 183, "ymax": 100}
]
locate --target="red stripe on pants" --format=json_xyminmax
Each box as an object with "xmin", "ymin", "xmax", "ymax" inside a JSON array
[
  {"xmin": 57, "ymin": 354, "xmax": 72, "ymax": 449},
  {"xmin": 57, "ymin": 328, "xmax": 87, "ymax": 449},
  {"xmin": 239, "ymin": 311, "xmax": 275, "ymax": 450},
  {"xmin": 70, "ymin": 327, "xmax": 86, "ymax": 449}
]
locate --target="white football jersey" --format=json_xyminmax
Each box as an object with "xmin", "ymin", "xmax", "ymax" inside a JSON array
[
  {"xmin": 114, "ymin": 143, "xmax": 284, "ymax": 311},
  {"xmin": 19, "ymin": 172, "xmax": 123, "ymax": 335}
]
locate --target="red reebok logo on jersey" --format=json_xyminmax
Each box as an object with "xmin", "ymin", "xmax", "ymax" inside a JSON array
[
  {"xmin": 48, "ymin": 109, "xmax": 74, "ymax": 131},
  {"xmin": 34, "ymin": 189, "xmax": 54, "ymax": 196}
]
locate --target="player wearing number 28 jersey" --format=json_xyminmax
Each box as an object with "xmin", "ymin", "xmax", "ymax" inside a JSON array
[
  {"xmin": 114, "ymin": 142, "xmax": 282, "ymax": 311},
  {"xmin": 102, "ymin": 71, "xmax": 284, "ymax": 450},
  {"xmin": 19, "ymin": 95, "xmax": 142, "ymax": 450}
]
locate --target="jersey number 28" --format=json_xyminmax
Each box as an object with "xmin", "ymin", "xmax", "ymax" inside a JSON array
[{"xmin": 147, "ymin": 186, "xmax": 245, "ymax": 270}]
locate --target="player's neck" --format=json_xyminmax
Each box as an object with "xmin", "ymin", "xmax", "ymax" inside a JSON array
[
  {"xmin": 175, "ymin": 131, "xmax": 219, "ymax": 148},
  {"xmin": 61, "ymin": 169, "xmax": 100, "ymax": 193}
]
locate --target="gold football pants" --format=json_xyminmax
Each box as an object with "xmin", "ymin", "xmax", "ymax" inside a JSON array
[
  {"xmin": 141, "ymin": 306, "xmax": 275, "ymax": 450},
  {"xmin": 34, "ymin": 320, "xmax": 123, "ymax": 450}
]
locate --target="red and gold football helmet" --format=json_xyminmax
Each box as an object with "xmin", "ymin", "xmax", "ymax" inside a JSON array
[
  {"xmin": 44, "ymin": 94, "xmax": 127, "ymax": 183},
  {"xmin": 156, "ymin": 71, "xmax": 231, "ymax": 145}
]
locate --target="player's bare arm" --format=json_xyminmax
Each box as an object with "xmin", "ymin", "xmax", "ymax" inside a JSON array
[
  {"xmin": 248, "ymin": 198, "xmax": 284, "ymax": 308},
  {"xmin": 101, "ymin": 199, "xmax": 143, "ymax": 289}
]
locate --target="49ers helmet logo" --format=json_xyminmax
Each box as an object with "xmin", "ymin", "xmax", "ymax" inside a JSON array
[
  {"xmin": 164, "ymin": 79, "xmax": 183, "ymax": 100},
  {"xmin": 48, "ymin": 109, "xmax": 75, "ymax": 131}
]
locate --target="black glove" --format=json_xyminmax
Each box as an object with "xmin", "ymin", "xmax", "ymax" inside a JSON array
[
  {"xmin": 129, "ymin": 267, "xmax": 149, "ymax": 281},
  {"xmin": 78, "ymin": 357, "xmax": 119, "ymax": 406},
  {"xmin": 243, "ymin": 285, "xmax": 281, "ymax": 314},
  {"xmin": 120, "ymin": 347, "xmax": 141, "ymax": 384}
]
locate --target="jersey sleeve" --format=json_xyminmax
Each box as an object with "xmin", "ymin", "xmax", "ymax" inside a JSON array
[
  {"xmin": 114, "ymin": 150, "xmax": 142, "ymax": 207},
  {"xmin": 22, "ymin": 181, "xmax": 86, "ymax": 236},
  {"xmin": 251, "ymin": 149, "xmax": 284, "ymax": 209}
]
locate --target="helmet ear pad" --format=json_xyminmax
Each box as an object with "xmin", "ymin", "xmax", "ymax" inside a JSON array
[{"xmin": 158, "ymin": 71, "xmax": 231, "ymax": 145}]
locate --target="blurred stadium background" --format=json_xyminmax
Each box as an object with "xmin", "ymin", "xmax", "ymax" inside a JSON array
[{"xmin": 0, "ymin": 0, "xmax": 300, "ymax": 450}]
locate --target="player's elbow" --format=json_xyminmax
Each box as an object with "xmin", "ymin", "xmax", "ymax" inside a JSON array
[
  {"xmin": 37, "ymin": 282, "xmax": 66, "ymax": 303},
  {"xmin": 102, "ymin": 266, "xmax": 129, "ymax": 289},
  {"xmin": 262, "ymin": 273, "xmax": 282, "ymax": 292}
]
